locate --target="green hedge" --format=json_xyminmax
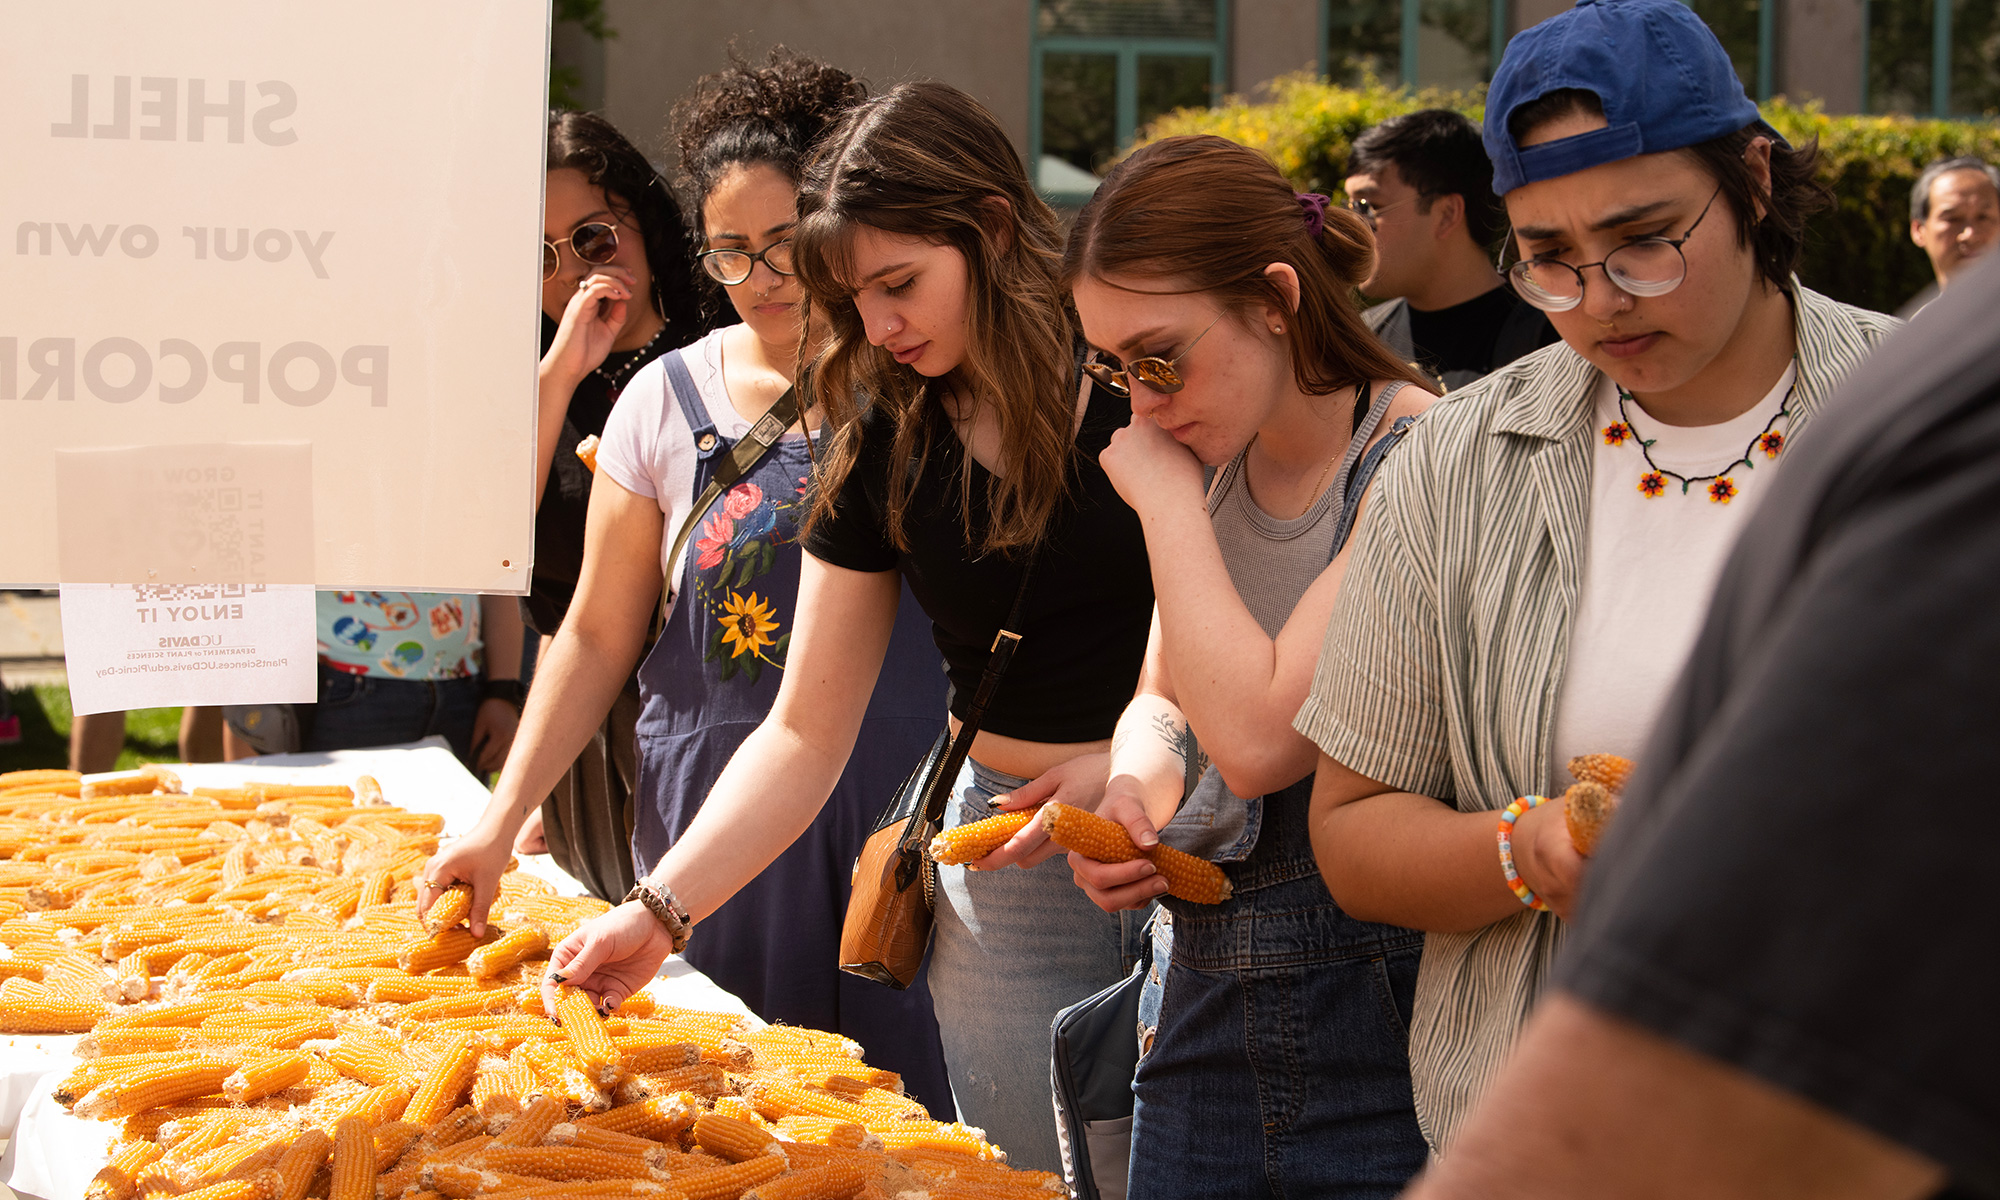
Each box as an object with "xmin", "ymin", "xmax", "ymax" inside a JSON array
[{"xmin": 1138, "ymin": 75, "xmax": 2000, "ymax": 315}]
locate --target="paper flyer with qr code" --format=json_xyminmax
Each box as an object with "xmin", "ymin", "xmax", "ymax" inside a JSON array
[{"xmin": 59, "ymin": 583, "xmax": 315, "ymax": 715}]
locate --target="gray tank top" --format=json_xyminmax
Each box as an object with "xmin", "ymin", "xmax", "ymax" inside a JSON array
[{"xmin": 1161, "ymin": 380, "xmax": 1409, "ymax": 861}]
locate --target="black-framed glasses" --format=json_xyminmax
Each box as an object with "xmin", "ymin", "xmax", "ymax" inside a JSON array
[
  {"xmin": 699, "ymin": 241, "xmax": 796, "ymax": 286},
  {"xmin": 1344, "ymin": 195, "xmax": 1416, "ymax": 229},
  {"xmin": 1082, "ymin": 314, "xmax": 1223, "ymax": 397},
  {"xmin": 542, "ymin": 221, "xmax": 620, "ymax": 282},
  {"xmin": 1506, "ymin": 184, "xmax": 1723, "ymax": 313}
]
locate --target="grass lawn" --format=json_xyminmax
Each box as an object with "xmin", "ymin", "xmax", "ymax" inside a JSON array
[{"xmin": 0, "ymin": 685, "xmax": 182, "ymax": 774}]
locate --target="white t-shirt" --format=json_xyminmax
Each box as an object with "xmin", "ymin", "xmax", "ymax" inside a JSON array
[
  {"xmin": 1551, "ymin": 363, "xmax": 1798, "ymax": 773},
  {"xmin": 595, "ymin": 327, "xmax": 805, "ymax": 617}
]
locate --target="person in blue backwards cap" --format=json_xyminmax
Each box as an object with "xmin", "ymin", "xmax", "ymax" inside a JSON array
[{"xmin": 1291, "ymin": 0, "xmax": 1900, "ymax": 1155}]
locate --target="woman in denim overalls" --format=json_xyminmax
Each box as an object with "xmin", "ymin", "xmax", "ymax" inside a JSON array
[{"xmin": 1060, "ymin": 136, "xmax": 1439, "ymax": 1197}]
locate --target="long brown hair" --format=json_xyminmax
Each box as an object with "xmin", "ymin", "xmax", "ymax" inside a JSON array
[
  {"xmin": 1063, "ymin": 135, "xmax": 1423, "ymax": 400},
  {"xmin": 793, "ymin": 81, "xmax": 1076, "ymax": 556}
]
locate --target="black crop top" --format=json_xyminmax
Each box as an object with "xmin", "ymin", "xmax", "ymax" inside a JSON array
[{"xmin": 802, "ymin": 378, "xmax": 1154, "ymax": 743}]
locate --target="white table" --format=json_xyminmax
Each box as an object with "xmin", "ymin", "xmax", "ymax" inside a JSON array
[{"xmin": 0, "ymin": 743, "xmax": 754, "ymax": 1200}]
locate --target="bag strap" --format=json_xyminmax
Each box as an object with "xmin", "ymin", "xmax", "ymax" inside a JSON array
[
  {"xmin": 1326, "ymin": 413, "xmax": 1417, "ymax": 559},
  {"xmin": 912, "ymin": 545, "xmax": 1040, "ymax": 832},
  {"xmin": 657, "ymin": 355, "xmax": 802, "ymax": 633}
]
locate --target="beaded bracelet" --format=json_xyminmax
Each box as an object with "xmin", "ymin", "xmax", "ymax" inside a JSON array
[{"xmin": 1496, "ymin": 796, "xmax": 1551, "ymax": 912}]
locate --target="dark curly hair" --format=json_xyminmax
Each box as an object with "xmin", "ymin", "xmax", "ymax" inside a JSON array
[
  {"xmin": 673, "ymin": 48, "xmax": 868, "ymax": 211},
  {"xmin": 547, "ymin": 109, "xmax": 703, "ymax": 334}
]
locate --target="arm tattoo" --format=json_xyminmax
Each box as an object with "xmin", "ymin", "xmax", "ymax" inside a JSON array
[{"xmin": 1151, "ymin": 712, "xmax": 1210, "ymax": 776}]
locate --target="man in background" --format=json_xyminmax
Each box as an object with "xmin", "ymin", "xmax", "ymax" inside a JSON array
[
  {"xmin": 1344, "ymin": 109, "xmax": 1557, "ymax": 391},
  {"xmin": 1901, "ymin": 155, "xmax": 1999, "ymax": 317}
]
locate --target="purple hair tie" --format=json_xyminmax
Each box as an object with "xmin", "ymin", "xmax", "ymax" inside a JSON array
[{"xmin": 1297, "ymin": 191, "xmax": 1331, "ymax": 238}]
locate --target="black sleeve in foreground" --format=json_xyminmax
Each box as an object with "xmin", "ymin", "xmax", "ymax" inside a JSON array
[
  {"xmin": 799, "ymin": 425, "xmax": 899, "ymax": 575},
  {"xmin": 1558, "ymin": 397, "xmax": 2000, "ymax": 1197}
]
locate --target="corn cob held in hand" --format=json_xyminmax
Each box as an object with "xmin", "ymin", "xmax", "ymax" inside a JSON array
[
  {"xmin": 926, "ymin": 809, "xmax": 1037, "ymax": 865},
  {"xmin": 1037, "ymin": 802, "xmax": 1232, "ymax": 904}
]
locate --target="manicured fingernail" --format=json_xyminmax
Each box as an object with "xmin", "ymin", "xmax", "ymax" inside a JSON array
[
  {"xmin": 986, "ymin": 798, "xmax": 1005, "ymax": 809},
  {"xmin": 548, "ymin": 971, "xmax": 568, "ymax": 983}
]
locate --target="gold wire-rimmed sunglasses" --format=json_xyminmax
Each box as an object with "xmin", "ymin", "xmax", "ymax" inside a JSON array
[
  {"xmin": 1082, "ymin": 314, "xmax": 1223, "ymax": 397},
  {"xmin": 542, "ymin": 221, "xmax": 621, "ymax": 282}
]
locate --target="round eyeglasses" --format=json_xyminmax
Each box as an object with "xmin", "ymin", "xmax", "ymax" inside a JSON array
[
  {"xmin": 1081, "ymin": 314, "xmax": 1222, "ymax": 398},
  {"xmin": 1507, "ymin": 185, "xmax": 1723, "ymax": 313},
  {"xmin": 699, "ymin": 241, "xmax": 795, "ymax": 286},
  {"xmin": 543, "ymin": 222, "xmax": 620, "ymax": 282}
]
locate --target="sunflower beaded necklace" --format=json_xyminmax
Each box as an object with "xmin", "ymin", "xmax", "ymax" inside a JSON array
[{"xmin": 1600, "ymin": 364, "xmax": 1796, "ymax": 504}]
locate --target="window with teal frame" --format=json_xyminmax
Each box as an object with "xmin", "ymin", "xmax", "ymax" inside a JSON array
[
  {"xmin": 1031, "ymin": 0, "xmax": 1230, "ymax": 200},
  {"xmin": 1321, "ymin": 0, "xmax": 1777, "ymax": 100},
  {"xmin": 1863, "ymin": 0, "xmax": 2000, "ymax": 116}
]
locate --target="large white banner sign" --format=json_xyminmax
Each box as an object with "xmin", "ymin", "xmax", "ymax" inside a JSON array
[{"xmin": 0, "ymin": 1, "xmax": 548, "ymax": 593}]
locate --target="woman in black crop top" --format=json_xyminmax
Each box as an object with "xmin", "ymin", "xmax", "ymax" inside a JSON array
[{"xmin": 541, "ymin": 82, "xmax": 1156, "ymax": 1173}]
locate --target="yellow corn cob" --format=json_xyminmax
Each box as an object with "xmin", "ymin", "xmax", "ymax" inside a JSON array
[
  {"xmin": 634, "ymin": 1061, "xmax": 728, "ymax": 1098},
  {"xmin": 773, "ymin": 1116, "xmax": 876, "ymax": 1151},
  {"xmin": 612, "ymin": 991, "xmax": 657, "ymax": 1019},
  {"xmin": 547, "ymin": 1121, "xmax": 668, "ymax": 1158},
  {"xmin": 474, "ymin": 1146, "xmax": 664, "ymax": 1181},
  {"xmin": 555, "ymin": 984, "xmax": 624, "ymax": 1084},
  {"xmin": 367, "ymin": 973, "xmax": 480, "ymax": 1002},
  {"xmin": 223, "ymin": 1051, "xmax": 314, "ymax": 1104},
  {"xmin": 270, "ymin": 1128, "xmax": 329, "ymax": 1200},
  {"xmin": 1567, "ymin": 753, "xmax": 1635, "ymax": 794},
  {"xmin": 925, "ymin": 810, "xmax": 1037, "ymax": 865},
  {"xmin": 73, "ymin": 1056, "xmax": 239, "ymax": 1119},
  {"xmin": 1037, "ymin": 802, "xmax": 1232, "ymax": 904},
  {"xmin": 709, "ymin": 1096, "xmax": 764, "ymax": 1124},
  {"xmin": 81, "ymin": 772, "xmax": 167, "ymax": 800},
  {"xmin": 172, "ymin": 1169, "xmax": 283, "ymax": 1200},
  {"xmin": 741, "ymin": 1164, "xmax": 868, "ymax": 1200},
  {"xmin": 619, "ymin": 1042, "xmax": 700, "ymax": 1075},
  {"xmin": 420, "ymin": 1162, "xmax": 500, "ymax": 1199},
  {"xmin": 77, "ymin": 1026, "xmax": 193, "ymax": 1059},
  {"xmin": 492, "ymin": 1093, "xmax": 567, "ymax": 1146},
  {"xmin": 85, "ymin": 1138, "xmax": 166, "ymax": 1200},
  {"xmin": 746, "ymin": 1078, "xmax": 873, "ymax": 1126},
  {"xmin": 0, "ymin": 974, "xmax": 106, "ymax": 1031},
  {"xmin": 328, "ymin": 1115, "xmax": 377, "ymax": 1200},
  {"xmin": 423, "ymin": 884, "xmax": 474, "ymax": 934},
  {"xmin": 872, "ymin": 1121, "xmax": 1003, "ymax": 1160},
  {"xmin": 171, "ymin": 1139, "xmax": 270, "ymax": 1191},
  {"xmin": 672, "ymin": 1157, "xmax": 787, "ymax": 1200},
  {"xmin": 576, "ymin": 1093, "xmax": 700, "ymax": 1141},
  {"xmin": 371, "ymin": 1121, "xmax": 426, "ymax": 1172},
  {"xmin": 399, "ymin": 927, "xmax": 483, "ymax": 974},
  {"xmin": 404, "ymin": 1032, "xmax": 481, "ymax": 1127},
  {"xmin": 466, "ymin": 925, "xmax": 549, "ymax": 981},
  {"xmin": 0, "ymin": 768, "xmax": 81, "ymax": 788},
  {"xmin": 329, "ymin": 1029, "xmax": 417, "ymax": 1087},
  {"xmin": 694, "ymin": 1113, "xmax": 786, "ymax": 1163},
  {"xmin": 393, "ymin": 990, "xmax": 523, "ymax": 1023}
]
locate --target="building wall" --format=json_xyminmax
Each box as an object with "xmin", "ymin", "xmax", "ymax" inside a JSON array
[
  {"xmin": 1781, "ymin": 0, "xmax": 1863, "ymax": 110},
  {"xmin": 595, "ymin": 0, "xmax": 1034, "ymax": 174},
  {"xmin": 1233, "ymin": 0, "xmax": 1324, "ymax": 99}
]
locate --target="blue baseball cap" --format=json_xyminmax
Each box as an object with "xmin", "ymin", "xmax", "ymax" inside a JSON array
[{"xmin": 1484, "ymin": 0, "xmax": 1774, "ymax": 195}]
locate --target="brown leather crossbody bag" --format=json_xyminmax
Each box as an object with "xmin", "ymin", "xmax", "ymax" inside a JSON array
[{"xmin": 839, "ymin": 549, "xmax": 1039, "ymax": 988}]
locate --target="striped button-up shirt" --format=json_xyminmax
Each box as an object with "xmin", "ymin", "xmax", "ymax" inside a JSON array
[{"xmin": 1294, "ymin": 284, "xmax": 1899, "ymax": 1152}]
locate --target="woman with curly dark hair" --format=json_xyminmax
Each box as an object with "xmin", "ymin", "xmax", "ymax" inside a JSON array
[
  {"xmin": 428, "ymin": 51, "xmax": 955, "ymax": 1114},
  {"xmin": 519, "ymin": 111, "xmax": 711, "ymax": 900}
]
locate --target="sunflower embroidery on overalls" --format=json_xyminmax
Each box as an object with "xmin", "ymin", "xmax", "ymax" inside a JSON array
[{"xmin": 692, "ymin": 480, "xmax": 803, "ymax": 682}]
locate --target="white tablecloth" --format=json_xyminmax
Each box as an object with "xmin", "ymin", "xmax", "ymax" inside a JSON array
[{"xmin": 0, "ymin": 742, "xmax": 755, "ymax": 1200}]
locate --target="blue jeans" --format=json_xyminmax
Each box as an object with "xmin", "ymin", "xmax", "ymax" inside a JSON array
[
  {"xmin": 929, "ymin": 758, "xmax": 1151, "ymax": 1175},
  {"xmin": 307, "ymin": 665, "xmax": 481, "ymax": 766},
  {"xmin": 1128, "ymin": 784, "xmax": 1428, "ymax": 1199}
]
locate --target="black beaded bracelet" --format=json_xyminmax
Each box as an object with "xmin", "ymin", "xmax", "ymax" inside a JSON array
[{"xmin": 622, "ymin": 879, "xmax": 691, "ymax": 954}]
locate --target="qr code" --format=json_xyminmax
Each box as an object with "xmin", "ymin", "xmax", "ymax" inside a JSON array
[{"xmin": 129, "ymin": 583, "xmax": 267, "ymax": 603}]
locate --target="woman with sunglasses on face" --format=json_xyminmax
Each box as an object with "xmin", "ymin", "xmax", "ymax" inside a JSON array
[
  {"xmin": 1057, "ymin": 135, "xmax": 1434, "ymax": 1198},
  {"xmin": 521, "ymin": 112, "xmax": 709, "ymax": 891},
  {"xmin": 1294, "ymin": 0, "xmax": 1899, "ymax": 1154},
  {"xmin": 536, "ymin": 81, "xmax": 1159, "ymax": 1173},
  {"xmin": 425, "ymin": 53, "xmax": 956, "ymax": 1112}
]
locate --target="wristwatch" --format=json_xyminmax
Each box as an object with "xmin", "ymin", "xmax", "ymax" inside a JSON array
[
  {"xmin": 622, "ymin": 879, "xmax": 692, "ymax": 954},
  {"xmin": 478, "ymin": 678, "xmax": 527, "ymax": 710}
]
